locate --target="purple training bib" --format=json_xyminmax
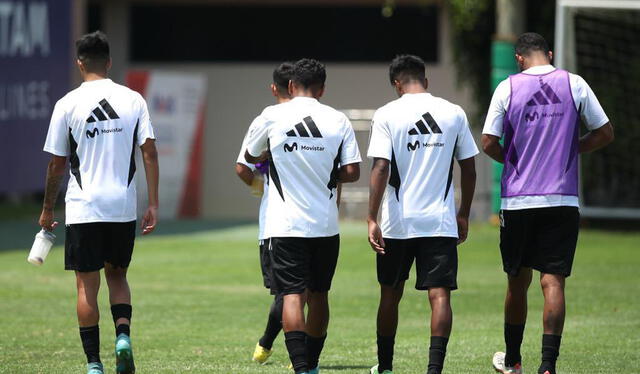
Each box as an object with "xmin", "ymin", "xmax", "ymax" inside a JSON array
[{"xmin": 502, "ymin": 69, "xmax": 580, "ymax": 198}]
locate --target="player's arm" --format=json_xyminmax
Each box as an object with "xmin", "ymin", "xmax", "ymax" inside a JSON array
[
  {"xmin": 141, "ymin": 139, "xmax": 159, "ymax": 235},
  {"xmin": 481, "ymin": 134, "xmax": 504, "ymax": 163},
  {"xmin": 481, "ymin": 80, "xmax": 508, "ymax": 163},
  {"xmin": 338, "ymin": 163, "xmax": 360, "ymax": 183},
  {"xmin": 235, "ymin": 163, "xmax": 254, "ymax": 186},
  {"xmin": 579, "ymin": 122, "xmax": 614, "ymax": 153},
  {"xmin": 39, "ymin": 155, "xmax": 67, "ymax": 231},
  {"xmin": 456, "ymin": 157, "xmax": 477, "ymax": 245},
  {"xmin": 367, "ymin": 158, "xmax": 389, "ymax": 254}
]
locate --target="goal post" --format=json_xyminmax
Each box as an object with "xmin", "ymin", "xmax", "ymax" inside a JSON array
[{"xmin": 555, "ymin": 0, "xmax": 640, "ymax": 219}]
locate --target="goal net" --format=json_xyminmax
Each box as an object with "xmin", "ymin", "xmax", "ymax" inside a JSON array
[{"xmin": 555, "ymin": 0, "xmax": 640, "ymax": 218}]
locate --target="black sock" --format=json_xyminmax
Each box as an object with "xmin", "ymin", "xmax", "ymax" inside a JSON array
[
  {"xmin": 306, "ymin": 334, "xmax": 326, "ymax": 369},
  {"xmin": 79, "ymin": 325, "xmax": 101, "ymax": 364},
  {"xmin": 504, "ymin": 323, "xmax": 525, "ymax": 366},
  {"xmin": 259, "ymin": 295, "xmax": 283, "ymax": 350},
  {"xmin": 116, "ymin": 324, "xmax": 130, "ymax": 337},
  {"xmin": 285, "ymin": 331, "xmax": 308, "ymax": 374},
  {"xmin": 427, "ymin": 336, "xmax": 449, "ymax": 374},
  {"xmin": 377, "ymin": 334, "xmax": 395, "ymax": 372},
  {"xmin": 111, "ymin": 304, "xmax": 132, "ymax": 337},
  {"xmin": 538, "ymin": 334, "xmax": 561, "ymax": 374}
]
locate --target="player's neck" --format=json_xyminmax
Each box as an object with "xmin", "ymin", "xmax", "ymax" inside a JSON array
[
  {"xmin": 400, "ymin": 83, "xmax": 427, "ymax": 95},
  {"xmin": 83, "ymin": 72, "xmax": 108, "ymax": 82},
  {"xmin": 276, "ymin": 97, "xmax": 292, "ymax": 104},
  {"xmin": 521, "ymin": 57, "xmax": 552, "ymax": 71}
]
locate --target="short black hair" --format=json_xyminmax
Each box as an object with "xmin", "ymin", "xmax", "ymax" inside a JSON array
[
  {"xmin": 389, "ymin": 54, "xmax": 426, "ymax": 85},
  {"xmin": 273, "ymin": 62, "xmax": 294, "ymax": 96},
  {"xmin": 515, "ymin": 32, "xmax": 550, "ymax": 56},
  {"xmin": 292, "ymin": 58, "xmax": 326, "ymax": 90},
  {"xmin": 76, "ymin": 31, "xmax": 110, "ymax": 72}
]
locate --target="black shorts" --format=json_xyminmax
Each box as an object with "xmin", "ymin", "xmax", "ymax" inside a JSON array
[
  {"xmin": 270, "ymin": 235, "xmax": 340, "ymax": 295},
  {"xmin": 65, "ymin": 221, "xmax": 136, "ymax": 272},
  {"xmin": 377, "ymin": 237, "xmax": 458, "ymax": 291},
  {"xmin": 500, "ymin": 207, "xmax": 579, "ymax": 277},
  {"xmin": 259, "ymin": 238, "xmax": 276, "ymax": 294}
]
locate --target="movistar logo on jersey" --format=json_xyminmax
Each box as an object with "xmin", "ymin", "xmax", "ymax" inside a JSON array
[
  {"xmin": 286, "ymin": 116, "xmax": 323, "ymax": 138},
  {"xmin": 86, "ymin": 128, "xmax": 99, "ymax": 138},
  {"xmin": 283, "ymin": 142, "xmax": 325, "ymax": 152},
  {"xmin": 526, "ymin": 83, "xmax": 562, "ymax": 106},
  {"xmin": 407, "ymin": 141, "xmax": 444, "ymax": 152},
  {"xmin": 86, "ymin": 127, "xmax": 124, "ymax": 139},
  {"xmin": 408, "ymin": 112, "xmax": 442, "ymax": 135},
  {"xmin": 86, "ymin": 99, "xmax": 120, "ymax": 123},
  {"xmin": 284, "ymin": 142, "xmax": 298, "ymax": 152}
]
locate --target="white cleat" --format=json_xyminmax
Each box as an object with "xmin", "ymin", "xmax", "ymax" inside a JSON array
[{"xmin": 493, "ymin": 352, "xmax": 523, "ymax": 374}]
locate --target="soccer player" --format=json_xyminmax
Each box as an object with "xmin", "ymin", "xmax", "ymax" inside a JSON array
[
  {"xmin": 367, "ymin": 55, "xmax": 479, "ymax": 374},
  {"xmin": 38, "ymin": 31, "xmax": 158, "ymax": 374},
  {"xmin": 482, "ymin": 33, "xmax": 614, "ymax": 374},
  {"xmin": 235, "ymin": 62, "xmax": 294, "ymax": 364},
  {"xmin": 244, "ymin": 58, "xmax": 361, "ymax": 374}
]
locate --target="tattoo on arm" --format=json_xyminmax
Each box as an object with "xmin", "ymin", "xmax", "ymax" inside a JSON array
[{"xmin": 43, "ymin": 168, "xmax": 64, "ymax": 211}]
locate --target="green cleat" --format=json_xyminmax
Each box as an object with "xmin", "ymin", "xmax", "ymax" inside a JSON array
[
  {"xmin": 370, "ymin": 364, "xmax": 393, "ymax": 374},
  {"xmin": 87, "ymin": 362, "xmax": 104, "ymax": 374},
  {"xmin": 115, "ymin": 334, "xmax": 135, "ymax": 374}
]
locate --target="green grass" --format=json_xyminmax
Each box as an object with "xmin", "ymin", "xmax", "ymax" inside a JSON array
[{"xmin": 0, "ymin": 222, "xmax": 639, "ymax": 374}]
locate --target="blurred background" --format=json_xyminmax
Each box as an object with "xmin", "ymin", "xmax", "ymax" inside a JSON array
[{"xmin": 1, "ymin": 0, "xmax": 639, "ymax": 226}]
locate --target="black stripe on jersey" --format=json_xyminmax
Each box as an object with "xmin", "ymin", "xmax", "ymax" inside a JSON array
[
  {"xmin": 422, "ymin": 113, "xmax": 442, "ymax": 134},
  {"xmin": 68, "ymin": 128, "xmax": 82, "ymax": 189},
  {"xmin": 408, "ymin": 128, "xmax": 419, "ymax": 135},
  {"xmin": 128, "ymin": 120, "xmax": 138, "ymax": 187},
  {"xmin": 444, "ymin": 137, "xmax": 457, "ymax": 201},
  {"xmin": 92, "ymin": 107, "xmax": 108, "ymax": 121},
  {"xmin": 303, "ymin": 116, "xmax": 323, "ymax": 138},
  {"xmin": 295, "ymin": 123, "xmax": 310, "ymax": 137},
  {"xmin": 99, "ymin": 99, "xmax": 120, "ymax": 119},
  {"xmin": 327, "ymin": 141, "xmax": 343, "ymax": 199},
  {"xmin": 389, "ymin": 148, "xmax": 401, "ymax": 201},
  {"xmin": 286, "ymin": 129, "xmax": 296, "ymax": 137},
  {"xmin": 86, "ymin": 115, "xmax": 96, "ymax": 123},
  {"xmin": 267, "ymin": 139, "xmax": 285, "ymax": 200},
  {"xmin": 415, "ymin": 120, "xmax": 430, "ymax": 135}
]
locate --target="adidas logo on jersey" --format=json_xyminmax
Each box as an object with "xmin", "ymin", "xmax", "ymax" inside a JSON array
[
  {"xmin": 526, "ymin": 83, "xmax": 562, "ymax": 106},
  {"xmin": 286, "ymin": 116, "xmax": 323, "ymax": 138},
  {"xmin": 408, "ymin": 112, "xmax": 442, "ymax": 135},
  {"xmin": 86, "ymin": 99, "xmax": 120, "ymax": 123}
]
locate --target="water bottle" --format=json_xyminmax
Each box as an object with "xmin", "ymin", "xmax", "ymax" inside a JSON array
[{"xmin": 27, "ymin": 229, "xmax": 56, "ymax": 266}]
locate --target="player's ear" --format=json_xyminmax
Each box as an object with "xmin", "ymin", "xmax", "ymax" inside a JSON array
[
  {"xmin": 288, "ymin": 80, "xmax": 294, "ymax": 97},
  {"xmin": 317, "ymin": 85, "xmax": 325, "ymax": 99},
  {"xmin": 424, "ymin": 78, "xmax": 429, "ymax": 91},
  {"xmin": 106, "ymin": 57, "xmax": 112, "ymax": 72},
  {"xmin": 76, "ymin": 59, "xmax": 85, "ymax": 74},
  {"xmin": 270, "ymin": 83, "xmax": 278, "ymax": 97},
  {"xmin": 548, "ymin": 51, "xmax": 553, "ymax": 62}
]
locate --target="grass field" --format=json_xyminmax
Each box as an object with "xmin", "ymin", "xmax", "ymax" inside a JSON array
[{"xmin": 0, "ymin": 221, "xmax": 638, "ymax": 374}]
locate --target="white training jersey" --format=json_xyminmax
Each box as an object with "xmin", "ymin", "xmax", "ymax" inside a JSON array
[
  {"xmin": 246, "ymin": 97, "xmax": 361, "ymax": 238},
  {"xmin": 236, "ymin": 111, "xmax": 271, "ymax": 240},
  {"xmin": 368, "ymin": 93, "xmax": 479, "ymax": 239},
  {"xmin": 483, "ymin": 64, "xmax": 609, "ymax": 210},
  {"xmin": 43, "ymin": 79, "xmax": 155, "ymax": 224}
]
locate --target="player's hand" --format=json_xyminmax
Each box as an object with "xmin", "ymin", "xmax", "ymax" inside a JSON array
[
  {"xmin": 39, "ymin": 209, "xmax": 58, "ymax": 231},
  {"xmin": 141, "ymin": 206, "xmax": 158, "ymax": 235},
  {"xmin": 456, "ymin": 213, "xmax": 469, "ymax": 245},
  {"xmin": 368, "ymin": 220, "xmax": 386, "ymax": 254}
]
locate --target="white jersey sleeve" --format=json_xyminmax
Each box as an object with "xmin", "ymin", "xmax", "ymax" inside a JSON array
[
  {"xmin": 340, "ymin": 116, "xmax": 362, "ymax": 165},
  {"xmin": 43, "ymin": 101, "xmax": 70, "ymax": 156},
  {"xmin": 367, "ymin": 111, "xmax": 393, "ymax": 161},
  {"xmin": 571, "ymin": 74, "xmax": 609, "ymax": 130},
  {"xmin": 482, "ymin": 79, "xmax": 510, "ymax": 138},
  {"xmin": 245, "ymin": 114, "xmax": 269, "ymax": 158},
  {"xmin": 237, "ymin": 119, "xmax": 264, "ymax": 169},
  {"xmin": 455, "ymin": 108, "xmax": 480, "ymax": 160},
  {"xmin": 136, "ymin": 94, "xmax": 155, "ymax": 146}
]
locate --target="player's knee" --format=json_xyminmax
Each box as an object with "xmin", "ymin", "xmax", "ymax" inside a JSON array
[
  {"xmin": 428, "ymin": 287, "xmax": 450, "ymax": 304},
  {"xmin": 540, "ymin": 274, "xmax": 565, "ymax": 291},
  {"xmin": 104, "ymin": 265, "xmax": 127, "ymax": 281}
]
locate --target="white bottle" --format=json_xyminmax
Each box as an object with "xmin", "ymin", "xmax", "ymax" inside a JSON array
[{"xmin": 27, "ymin": 229, "xmax": 56, "ymax": 266}]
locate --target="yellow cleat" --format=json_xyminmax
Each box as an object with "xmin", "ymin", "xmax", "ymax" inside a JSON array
[{"xmin": 252, "ymin": 343, "xmax": 273, "ymax": 365}]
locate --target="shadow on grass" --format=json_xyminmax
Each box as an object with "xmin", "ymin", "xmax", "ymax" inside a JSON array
[
  {"xmin": 322, "ymin": 365, "xmax": 371, "ymax": 370},
  {"xmin": 0, "ymin": 219, "xmax": 255, "ymax": 252}
]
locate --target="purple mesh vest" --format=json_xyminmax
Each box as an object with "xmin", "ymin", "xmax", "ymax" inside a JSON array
[{"xmin": 502, "ymin": 69, "xmax": 579, "ymax": 197}]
